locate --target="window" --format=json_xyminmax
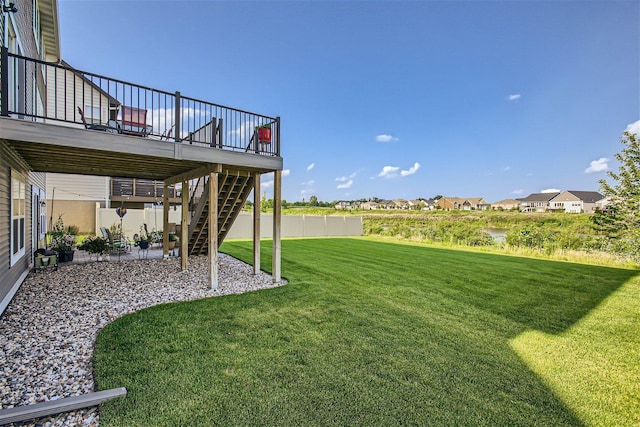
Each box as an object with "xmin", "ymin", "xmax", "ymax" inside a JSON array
[
  {"xmin": 84, "ymin": 104, "xmax": 101, "ymax": 124},
  {"xmin": 11, "ymin": 172, "xmax": 26, "ymax": 265}
]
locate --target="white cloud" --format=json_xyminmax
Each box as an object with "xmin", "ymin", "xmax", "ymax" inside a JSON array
[
  {"xmin": 625, "ymin": 119, "xmax": 640, "ymax": 135},
  {"xmin": 282, "ymin": 169, "xmax": 291, "ymax": 176},
  {"xmin": 507, "ymin": 94, "xmax": 521, "ymax": 101},
  {"xmin": 306, "ymin": 163, "xmax": 315, "ymax": 171},
  {"xmin": 541, "ymin": 188, "xmax": 561, "ymax": 193},
  {"xmin": 400, "ymin": 162, "xmax": 421, "ymax": 176},
  {"xmin": 512, "ymin": 189, "xmax": 524, "ymax": 195},
  {"xmin": 378, "ymin": 165, "xmax": 400, "ymax": 178},
  {"xmin": 378, "ymin": 162, "xmax": 420, "ymax": 178},
  {"xmin": 335, "ymin": 172, "xmax": 356, "ymax": 182},
  {"xmin": 261, "ymin": 180, "xmax": 273, "ymax": 189},
  {"xmin": 302, "ymin": 180, "xmax": 315, "ymax": 186},
  {"xmin": 584, "ymin": 157, "xmax": 609, "ymax": 174},
  {"xmin": 337, "ymin": 180, "xmax": 353, "ymax": 189},
  {"xmin": 376, "ymin": 134, "xmax": 399, "ymax": 143},
  {"xmin": 502, "ymin": 166, "xmax": 512, "ymax": 172}
]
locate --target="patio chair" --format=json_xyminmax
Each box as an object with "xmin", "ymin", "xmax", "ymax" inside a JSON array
[
  {"xmin": 100, "ymin": 227, "xmax": 130, "ymax": 254},
  {"xmin": 120, "ymin": 106, "xmax": 152, "ymax": 137},
  {"xmin": 161, "ymin": 125, "xmax": 174, "ymax": 140},
  {"xmin": 77, "ymin": 106, "xmax": 119, "ymax": 133}
]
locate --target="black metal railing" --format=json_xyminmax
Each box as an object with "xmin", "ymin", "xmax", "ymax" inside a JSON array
[
  {"xmin": 0, "ymin": 48, "xmax": 280, "ymax": 156},
  {"xmin": 111, "ymin": 178, "xmax": 181, "ymax": 199}
]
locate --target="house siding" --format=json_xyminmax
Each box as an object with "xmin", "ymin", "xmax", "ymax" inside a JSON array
[
  {"xmin": 45, "ymin": 69, "xmax": 113, "ymax": 125},
  {"xmin": 6, "ymin": 1, "xmax": 35, "ymax": 115},
  {"xmin": 46, "ymin": 173, "xmax": 109, "ymax": 233},
  {"xmin": 0, "ymin": 142, "xmax": 34, "ymax": 313}
]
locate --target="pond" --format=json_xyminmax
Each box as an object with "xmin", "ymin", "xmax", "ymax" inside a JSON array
[{"xmin": 483, "ymin": 227, "xmax": 509, "ymax": 243}]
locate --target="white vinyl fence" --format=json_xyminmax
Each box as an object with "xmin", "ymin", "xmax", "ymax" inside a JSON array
[{"xmin": 96, "ymin": 208, "xmax": 363, "ymax": 239}]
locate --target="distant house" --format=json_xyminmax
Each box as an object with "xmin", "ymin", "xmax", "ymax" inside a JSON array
[
  {"xmin": 378, "ymin": 200, "xmax": 396, "ymax": 210},
  {"xmin": 436, "ymin": 197, "xmax": 489, "ymax": 211},
  {"xmin": 595, "ymin": 196, "xmax": 611, "ymax": 211},
  {"xmin": 548, "ymin": 191, "xmax": 603, "ymax": 213},
  {"xmin": 409, "ymin": 199, "xmax": 427, "ymax": 210},
  {"xmin": 436, "ymin": 197, "xmax": 457, "ymax": 210},
  {"xmin": 491, "ymin": 198, "xmax": 521, "ymax": 211},
  {"xmin": 422, "ymin": 198, "xmax": 437, "ymax": 210},
  {"xmin": 361, "ymin": 201, "xmax": 380, "ymax": 210},
  {"xmin": 335, "ymin": 201, "xmax": 352, "ymax": 210},
  {"xmin": 393, "ymin": 199, "xmax": 410, "ymax": 210},
  {"xmin": 519, "ymin": 192, "xmax": 560, "ymax": 212},
  {"xmin": 466, "ymin": 197, "xmax": 491, "ymax": 210}
]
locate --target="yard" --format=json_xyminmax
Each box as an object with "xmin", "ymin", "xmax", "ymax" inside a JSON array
[{"xmin": 94, "ymin": 238, "xmax": 639, "ymax": 426}]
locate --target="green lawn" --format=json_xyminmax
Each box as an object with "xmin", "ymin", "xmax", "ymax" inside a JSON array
[{"xmin": 94, "ymin": 238, "xmax": 639, "ymax": 426}]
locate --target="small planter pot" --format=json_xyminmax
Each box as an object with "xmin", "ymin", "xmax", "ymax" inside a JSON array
[
  {"xmin": 58, "ymin": 250, "xmax": 75, "ymax": 263},
  {"xmin": 257, "ymin": 127, "xmax": 271, "ymax": 143}
]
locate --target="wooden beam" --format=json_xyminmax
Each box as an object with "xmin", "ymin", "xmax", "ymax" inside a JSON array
[
  {"xmin": 0, "ymin": 388, "xmax": 126, "ymax": 425},
  {"xmin": 163, "ymin": 182, "xmax": 169, "ymax": 258},
  {"xmin": 272, "ymin": 170, "xmax": 282, "ymax": 283},
  {"xmin": 209, "ymin": 169, "xmax": 219, "ymax": 290},
  {"xmin": 163, "ymin": 163, "xmax": 220, "ymax": 185},
  {"xmin": 253, "ymin": 172, "xmax": 261, "ymax": 275},
  {"xmin": 181, "ymin": 179, "xmax": 188, "ymax": 270}
]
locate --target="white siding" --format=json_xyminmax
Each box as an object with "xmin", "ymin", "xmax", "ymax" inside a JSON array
[
  {"xmin": 44, "ymin": 65, "xmax": 111, "ymax": 125},
  {"xmin": 46, "ymin": 173, "xmax": 109, "ymax": 201}
]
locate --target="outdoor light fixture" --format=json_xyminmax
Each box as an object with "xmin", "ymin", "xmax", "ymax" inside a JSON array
[{"xmin": 2, "ymin": 2, "xmax": 18, "ymax": 13}]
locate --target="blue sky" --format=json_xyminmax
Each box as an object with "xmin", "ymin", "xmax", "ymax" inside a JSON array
[{"xmin": 59, "ymin": 0, "xmax": 639, "ymax": 203}]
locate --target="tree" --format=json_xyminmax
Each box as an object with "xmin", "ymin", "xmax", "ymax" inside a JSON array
[
  {"xmin": 309, "ymin": 195, "xmax": 319, "ymax": 206},
  {"xmin": 593, "ymin": 131, "xmax": 640, "ymax": 260}
]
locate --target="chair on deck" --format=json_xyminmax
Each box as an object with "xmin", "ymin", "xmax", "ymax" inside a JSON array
[
  {"xmin": 120, "ymin": 106, "xmax": 152, "ymax": 137},
  {"xmin": 77, "ymin": 107, "xmax": 119, "ymax": 133},
  {"xmin": 100, "ymin": 227, "xmax": 130, "ymax": 254}
]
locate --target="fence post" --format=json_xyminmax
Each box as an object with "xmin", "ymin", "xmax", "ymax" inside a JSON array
[
  {"xmin": 174, "ymin": 91, "xmax": 181, "ymax": 142},
  {"xmin": 1, "ymin": 47, "xmax": 9, "ymax": 116}
]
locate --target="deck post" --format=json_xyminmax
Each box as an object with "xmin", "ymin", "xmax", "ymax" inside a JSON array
[
  {"xmin": 180, "ymin": 179, "xmax": 188, "ymax": 270},
  {"xmin": 163, "ymin": 182, "xmax": 169, "ymax": 258},
  {"xmin": 272, "ymin": 170, "xmax": 282, "ymax": 283},
  {"xmin": 253, "ymin": 172, "xmax": 261, "ymax": 275},
  {"xmin": 209, "ymin": 169, "xmax": 219, "ymax": 290}
]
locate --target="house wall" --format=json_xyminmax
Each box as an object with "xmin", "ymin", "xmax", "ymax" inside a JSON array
[
  {"xmin": 46, "ymin": 173, "xmax": 109, "ymax": 233},
  {"xmin": 47, "ymin": 200, "xmax": 102, "ymax": 234},
  {"xmin": 45, "ymin": 68, "xmax": 113, "ymax": 125},
  {"xmin": 583, "ymin": 202, "xmax": 598, "ymax": 213},
  {"xmin": 0, "ymin": 143, "xmax": 35, "ymax": 314},
  {"xmin": 0, "ymin": 1, "xmax": 51, "ymax": 315},
  {"xmin": 5, "ymin": 1, "xmax": 48, "ymax": 119}
]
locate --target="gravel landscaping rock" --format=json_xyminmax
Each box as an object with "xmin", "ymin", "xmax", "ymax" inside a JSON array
[{"xmin": 0, "ymin": 254, "xmax": 284, "ymax": 426}]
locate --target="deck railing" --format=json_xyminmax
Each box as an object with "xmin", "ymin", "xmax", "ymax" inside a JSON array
[
  {"xmin": 0, "ymin": 48, "xmax": 280, "ymax": 156},
  {"xmin": 111, "ymin": 178, "xmax": 180, "ymax": 200}
]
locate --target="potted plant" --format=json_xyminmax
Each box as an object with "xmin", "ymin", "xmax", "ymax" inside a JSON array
[
  {"xmin": 77, "ymin": 235, "xmax": 109, "ymax": 261},
  {"xmin": 168, "ymin": 232, "xmax": 178, "ymax": 250},
  {"xmin": 135, "ymin": 225, "xmax": 151, "ymax": 249},
  {"xmin": 49, "ymin": 215, "xmax": 77, "ymax": 262},
  {"xmin": 256, "ymin": 124, "xmax": 271, "ymax": 143}
]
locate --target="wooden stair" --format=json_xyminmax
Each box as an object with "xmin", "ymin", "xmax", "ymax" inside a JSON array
[{"xmin": 187, "ymin": 173, "xmax": 254, "ymax": 255}]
